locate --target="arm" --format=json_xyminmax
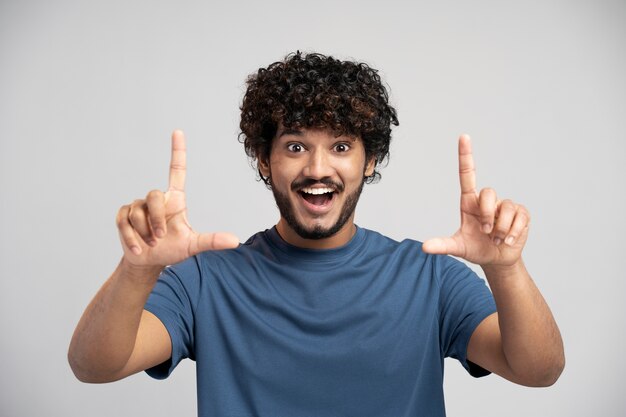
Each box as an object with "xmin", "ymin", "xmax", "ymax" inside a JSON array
[
  {"xmin": 68, "ymin": 130, "xmax": 239, "ymax": 383},
  {"xmin": 423, "ymin": 134, "xmax": 564, "ymax": 387},
  {"xmin": 68, "ymin": 261, "xmax": 169, "ymax": 383},
  {"xmin": 469, "ymin": 261, "xmax": 564, "ymax": 386}
]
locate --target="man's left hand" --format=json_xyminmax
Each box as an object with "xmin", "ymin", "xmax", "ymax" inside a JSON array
[{"xmin": 422, "ymin": 134, "xmax": 530, "ymax": 267}]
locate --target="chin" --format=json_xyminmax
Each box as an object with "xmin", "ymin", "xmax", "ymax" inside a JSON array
[{"xmin": 291, "ymin": 219, "xmax": 343, "ymax": 240}]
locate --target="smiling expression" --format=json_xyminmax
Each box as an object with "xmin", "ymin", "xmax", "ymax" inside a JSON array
[{"xmin": 259, "ymin": 127, "xmax": 375, "ymax": 249}]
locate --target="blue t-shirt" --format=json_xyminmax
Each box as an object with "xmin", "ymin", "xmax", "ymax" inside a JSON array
[{"xmin": 144, "ymin": 226, "xmax": 496, "ymax": 417}]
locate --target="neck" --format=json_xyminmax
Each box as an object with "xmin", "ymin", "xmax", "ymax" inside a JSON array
[{"xmin": 275, "ymin": 218, "xmax": 357, "ymax": 250}]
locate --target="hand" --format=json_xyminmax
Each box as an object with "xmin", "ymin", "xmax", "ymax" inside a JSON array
[
  {"xmin": 422, "ymin": 134, "xmax": 530, "ymax": 267},
  {"xmin": 116, "ymin": 130, "xmax": 239, "ymax": 268}
]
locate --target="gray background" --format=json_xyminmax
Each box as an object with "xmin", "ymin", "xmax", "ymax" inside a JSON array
[{"xmin": 1, "ymin": 0, "xmax": 624, "ymax": 416}]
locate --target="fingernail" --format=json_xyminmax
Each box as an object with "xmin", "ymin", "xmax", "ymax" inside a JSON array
[
  {"xmin": 482, "ymin": 223, "xmax": 492, "ymax": 233},
  {"xmin": 131, "ymin": 246, "xmax": 141, "ymax": 255},
  {"xmin": 155, "ymin": 228, "xmax": 165, "ymax": 238},
  {"xmin": 148, "ymin": 240, "xmax": 157, "ymax": 246},
  {"xmin": 493, "ymin": 237, "xmax": 503, "ymax": 246},
  {"xmin": 505, "ymin": 236, "xmax": 515, "ymax": 246}
]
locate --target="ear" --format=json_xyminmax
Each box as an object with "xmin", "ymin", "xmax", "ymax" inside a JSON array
[
  {"xmin": 364, "ymin": 157, "xmax": 376, "ymax": 177},
  {"xmin": 258, "ymin": 156, "xmax": 271, "ymax": 178}
]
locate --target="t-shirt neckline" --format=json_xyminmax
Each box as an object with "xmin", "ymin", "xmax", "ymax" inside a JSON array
[{"xmin": 264, "ymin": 225, "xmax": 367, "ymax": 263}]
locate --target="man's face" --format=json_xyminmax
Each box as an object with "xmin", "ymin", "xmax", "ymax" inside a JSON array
[{"xmin": 259, "ymin": 127, "xmax": 375, "ymax": 249}]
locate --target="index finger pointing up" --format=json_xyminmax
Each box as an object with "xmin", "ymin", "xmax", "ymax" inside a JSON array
[
  {"xmin": 458, "ymin": 134, "xmax": 477, "ymax": 196},
  {"xmin": 168, "ymin": 130, "xmax": 187, "ymax": 192}
]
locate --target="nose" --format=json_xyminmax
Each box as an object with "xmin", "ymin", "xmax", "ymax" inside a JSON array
[{"xmin": 302, "ymin": 148, "xmax": 335, "ymax": 180}]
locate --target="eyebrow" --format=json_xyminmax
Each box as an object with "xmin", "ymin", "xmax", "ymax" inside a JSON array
[{"xmin": 277, "ymin": 128, "xmax": 303, "ymax": 138}]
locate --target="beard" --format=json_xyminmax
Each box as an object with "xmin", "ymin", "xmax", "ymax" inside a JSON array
[{"xmin": 270, "ymin": 177, "xmax": 365, "ymax": 240}]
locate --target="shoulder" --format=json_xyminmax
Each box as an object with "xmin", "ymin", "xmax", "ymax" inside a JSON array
[
  {"xmin": 360, "ymin": 227, "xmax": 412, "ymax": 247},
  {"xmin": 192, "ymin": 229, "xmax": 275, "ymax": 271},
  {"xmin": 357, "ymin": 228, "xmax": 441, "ymax": 279},
  {"xmin": 360, "ymin": 227, "xmax": 426, "ymax": 258},
  {"xmin": 360, "ymin": 228, "xmax": 481, "ymax": 283}
]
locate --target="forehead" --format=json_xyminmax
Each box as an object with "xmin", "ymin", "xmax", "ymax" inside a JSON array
[{"xmin": 274, "ymin": 126, "xmax": 359, "ymax": 143}]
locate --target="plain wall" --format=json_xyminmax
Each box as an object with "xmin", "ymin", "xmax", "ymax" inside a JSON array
[{"xmin": 1, "ymin": 0, "xmax": 624, "ymax": 416}]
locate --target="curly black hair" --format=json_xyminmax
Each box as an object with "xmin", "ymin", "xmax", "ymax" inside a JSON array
[{"xmin": 239, "ymin": 51, "xmax": 399, "ymax": 185}]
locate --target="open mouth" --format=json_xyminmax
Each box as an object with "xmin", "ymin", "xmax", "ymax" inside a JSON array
[{"xmin": 299, "ymin": 186, "xmax": 336, "ymax": 207}]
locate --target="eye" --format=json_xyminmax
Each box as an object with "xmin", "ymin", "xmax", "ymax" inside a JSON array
[
  {"xmin": 333, "ymin": 143, "xmax": 351, "ymax": 153},
  {"xmin": 287, "ymin": 143, "xmax": 304, "ymax": 153}
]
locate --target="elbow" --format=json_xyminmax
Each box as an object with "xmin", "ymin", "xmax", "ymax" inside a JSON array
[
  {"xmin": 67, "ymin": 349, "xmax": 119, "ymax": 384},
  {"xmin": 68, "ymin": 340, "xmax": 94, "ymax": 383},
  {"xmin": 67, "ymin": 350, "xmax": 97, "ymax": 383},
  {"xmin": 68, "ymin": 361, "xmax": 119, "ymax": 384},
  {"xmin": 68, "ymin": 354, "xmax": 90, "ymax": 383},
  {"xmin": 540, "ymin": 355, "xmax": 566, "ymax": 387},
  {"xmin": 519, "ymin": 354, "xmax": 565, "ymax": 387}
]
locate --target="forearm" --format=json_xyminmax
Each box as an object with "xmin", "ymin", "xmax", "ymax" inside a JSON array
[
  {"xmin": 482, "ymin": 260, "xmax": 564, "ymax": 386},
  {"xmin": 68, "ymin": 258, "xmax": 163, "ymax": 382}
]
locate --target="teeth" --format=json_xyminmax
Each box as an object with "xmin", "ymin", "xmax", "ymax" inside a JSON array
[{"xmin": 301, "ymin": 187, "xmax": 334, "ymax": 195}]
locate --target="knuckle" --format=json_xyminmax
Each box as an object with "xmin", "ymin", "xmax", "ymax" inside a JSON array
[
  {"xmin": 119, "ymin": 225, "xmax": 135, "ymax": 243},
  {"xmin": 519, "ymin": 204, "xmax": 530, "ymax": 217},
  {"xmin": 481, "ymin": 187, "xmax": 496, "ymax": 196},
  {"xmin": 130, "ymin": 199, "xmax": 146, "ymax": 211},
  {"xmin": 129, "ymin": 208, "xmax": 144, "ymax": 224},
  {"xmin": 518, "ymin": 211, "xmax": 530, "ymax": 225},
  {"xmin": 147, "ymin": 189, "xmax": 162, "ymax": 200},
  {"xmin": 500, "ymin": 200, "xmax": 515, "ymax": 211},
  {"xmin": 116, "ymin": 206, "xmax": 128, "ymax": 226}
]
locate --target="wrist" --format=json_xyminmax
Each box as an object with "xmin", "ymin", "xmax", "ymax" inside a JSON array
[
  {"xmin": 481, "ymin": 258, "xmax": 526, "ymax": 281},
  {"xmin": 119, "ymin": 257, "xmax": 164, "ymax": 286}
]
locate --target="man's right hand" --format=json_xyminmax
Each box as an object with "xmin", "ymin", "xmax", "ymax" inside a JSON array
[
  {"xmin": 69, "ymin": 130, "xmax": 239, "ymax": 383},
  {"xmin": 115, "ymin": 130, "xmax": 239, "ymax": 269}
]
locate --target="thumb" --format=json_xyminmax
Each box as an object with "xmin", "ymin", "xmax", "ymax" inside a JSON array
[
  {"xmin": 192, "ymin": 231, "xmax": 240, "ymax": 254},
  {"xmin": 422, "ymin": 237, "xmax": 463, "ymax": 257}
]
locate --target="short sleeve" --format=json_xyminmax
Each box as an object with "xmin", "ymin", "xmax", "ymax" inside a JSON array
[
  {"xmin": 436, "ymin": 255, "xmax": 497, "ymax": 377},
  {"xmin": 143, "ymin": 256, "xmax": 201, "ymax": 379}
]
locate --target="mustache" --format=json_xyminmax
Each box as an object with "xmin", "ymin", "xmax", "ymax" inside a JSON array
[{"xmin": 291, "ymin": 178, "xmax": 345, "ymax": 193}]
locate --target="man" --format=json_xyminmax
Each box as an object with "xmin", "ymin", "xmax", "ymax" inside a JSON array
[{"xmin": 68, "ymin": 52, "xmax": 564, "ymax": 416}]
